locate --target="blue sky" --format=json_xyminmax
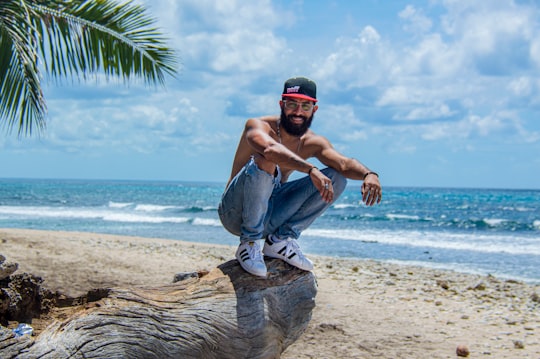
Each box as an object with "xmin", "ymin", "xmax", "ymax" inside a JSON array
[{"xmin": 1, "ymin": 0, "xmax": 540, "ymax": 189}]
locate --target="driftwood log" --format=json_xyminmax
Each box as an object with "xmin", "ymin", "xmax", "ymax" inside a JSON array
[{"xmin": 1, "ymin": 258, "xmax": 317, "ymax": 359}]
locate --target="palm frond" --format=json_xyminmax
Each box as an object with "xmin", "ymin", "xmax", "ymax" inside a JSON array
[
  {"xmin": 32, "ymin": 0, "xmax": 178, "ymax": 85},
  {"xmin": 0, "ymin": 0, "xmax": 179, "ymax": 136},
  {"xmin": 0, "ymin": 0, "xmax": 46, "ymax": 135}
]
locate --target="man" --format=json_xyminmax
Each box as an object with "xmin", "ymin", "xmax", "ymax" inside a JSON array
[{"xmin": 218, "ymin": 76, "xmax": 382, "ymax": 277}]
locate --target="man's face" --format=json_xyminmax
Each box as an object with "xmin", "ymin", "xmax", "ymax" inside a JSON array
[{"xmin": 279, "ymin": 99, "xmax": 317, "ymax": 137}]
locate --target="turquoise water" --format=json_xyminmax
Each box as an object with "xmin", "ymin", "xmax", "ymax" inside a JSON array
[{"xmin": 1, "ymin": 178, "xmax": 539, "ymax": 283}]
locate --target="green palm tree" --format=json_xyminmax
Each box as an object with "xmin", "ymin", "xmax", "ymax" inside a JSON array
[{"xmin": 0, "ymin": 0, "xmax": 178, "ymax": 136}]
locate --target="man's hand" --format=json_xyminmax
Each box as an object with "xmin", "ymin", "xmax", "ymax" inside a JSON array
[
  {"xmin": 309, "ymin": 168, "xmax": 334, "ymax": 203},
  {"xmin": 361, "ymin": 176, "xmax": 382, "ymax": 206}
]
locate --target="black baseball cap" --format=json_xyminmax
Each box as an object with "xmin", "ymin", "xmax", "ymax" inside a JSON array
[{"xmin": 282, "ymin": 77, "xmax": 317, "ymax": 102}]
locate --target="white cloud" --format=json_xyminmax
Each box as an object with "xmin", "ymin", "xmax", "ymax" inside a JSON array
[
  {"xmin": 359, "ymin": 26, "xmax": 381, "ymax": 44},
  {"xmin": 403, "ymin": 103, "xmax": 454, "ymax": 120},
  {"xmin": 400, "ymin": 33, "xmax": 464, "ymax": 77},
  {"xmin": 43, "ymin": 91, "xmax": 207, "ymax": 154},
  {"xmin": 151, "ymin": 0, "xmax": 289, "ymax": 75},
  {"xmin": 420, "ymin": 111, "xmax": 527, "ymax": 141},
  {"xmin": 315, "ymin": 104, "xmax": 366, "ymax": 141},
  {"xmin": 530, "ymin": 37, "xmax": 540, "ymax": 67},
  {"xmin": 304, "ymin": 0, "xmax": 540, "ymax": 155},
  {"xmin": 377, "ymin": 86, "xmax": 415, "ymax": 106},
  {"xmin": 508, "ymin": 77, "xmax": 533, "ymax": 97},
  {"xmin": 399, "ymin": 5, "xmax": 433, "ymax": 34},
  {"xmin": 441, "ymin": 0, "xmax": 537, "ymax": 73},
  {"xmin": 314, "ymin": 26, "xmax": 393, "ymax": 89}
]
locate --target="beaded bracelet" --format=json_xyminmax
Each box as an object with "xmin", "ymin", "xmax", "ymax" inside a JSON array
[{"xmin": 308, "ymin": 167, "xmax": 317, "ymax": 175}]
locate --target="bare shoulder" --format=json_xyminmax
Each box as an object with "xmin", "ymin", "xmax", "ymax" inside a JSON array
[
  {"xmin": 303, "ymin": 130, "xmax": 332, "ymax": 149},
  {"xmin": 300, "ymin": 131, "xmax": 348, "ymax": 168},
  {"xmin": 246, "ymin": 115, "xmax": 279, "ymax": 128}
]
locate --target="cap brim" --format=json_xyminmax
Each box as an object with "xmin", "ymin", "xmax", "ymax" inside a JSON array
[{"xmin": 282, "ymin": 94, "xmax": 318, "ymax": 102}]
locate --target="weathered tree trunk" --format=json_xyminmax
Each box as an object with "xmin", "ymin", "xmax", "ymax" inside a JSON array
[{"xmin": 0, "ymin": 258, "xmax": 317, "ymax": 359}]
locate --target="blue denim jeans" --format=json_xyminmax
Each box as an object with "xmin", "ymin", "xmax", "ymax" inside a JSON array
[{"xmin": 218, "ymin": 157, "xmax": 347, "ymax": 243}]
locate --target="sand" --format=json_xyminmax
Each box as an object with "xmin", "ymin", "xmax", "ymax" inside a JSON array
[{"xmin": 1, "ymin": 228, "xmax": 539, "ymax": 358}]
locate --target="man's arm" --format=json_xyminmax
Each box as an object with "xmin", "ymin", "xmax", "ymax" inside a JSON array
[
  {"xmin": 313, "ymin": 136, "xmax": 382, "ymax": 206},
  {"xmin": 244, "ymin": 118, "xmax": 315, "ymax": 175}
]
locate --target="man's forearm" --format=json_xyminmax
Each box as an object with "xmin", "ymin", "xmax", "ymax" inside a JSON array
[
  {"xmin": 263, "ymin": 143, "xmax": 314, "ymax": 173},
  {"xmin": 341, "ymin": 158, "xmax": 377, "ymax": 180}
]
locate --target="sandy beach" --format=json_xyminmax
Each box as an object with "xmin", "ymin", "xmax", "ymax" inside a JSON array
[{"xmin": 1, "ymin": 228, "xmax": 539, "ymax": 358}]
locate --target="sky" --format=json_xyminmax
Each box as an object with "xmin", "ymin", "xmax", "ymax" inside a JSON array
[{"xmin": 1, "ymin": 0, "xmax": 540, "ymax": 189}]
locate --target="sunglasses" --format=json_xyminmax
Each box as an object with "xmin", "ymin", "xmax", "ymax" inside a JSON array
[{"xmin": 283, "ymin": 100, "xmax": 314, "ymax": 112}]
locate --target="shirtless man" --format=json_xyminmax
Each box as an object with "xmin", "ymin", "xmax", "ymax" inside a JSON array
[{"xmin": 218, "ymin": 76, "xmax": 382, "ymax": 277}]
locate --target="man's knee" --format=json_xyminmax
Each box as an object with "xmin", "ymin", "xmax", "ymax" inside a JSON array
[{"xmin": 322, "ymin": 168, "xmax": 347, "ymax": 196}]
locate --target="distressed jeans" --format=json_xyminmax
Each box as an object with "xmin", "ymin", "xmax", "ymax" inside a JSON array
[{"xmin": 218, "ymin": 157, "xmax": 347, "ymax": 243}]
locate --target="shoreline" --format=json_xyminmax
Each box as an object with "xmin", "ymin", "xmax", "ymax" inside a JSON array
[{"xmin": 1, "ymin": 228, "xmax": 539, "ymax": 358}]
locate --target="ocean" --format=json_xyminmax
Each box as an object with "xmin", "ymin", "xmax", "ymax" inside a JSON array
[{"xmin": 0, "ymin": 178, "xmax": 539, "ymax": 283}]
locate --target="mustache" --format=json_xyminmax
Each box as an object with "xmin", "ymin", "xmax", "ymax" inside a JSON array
[{"xmin": 287, "ymin": 114, "xmax": 308, "ymax": 121}]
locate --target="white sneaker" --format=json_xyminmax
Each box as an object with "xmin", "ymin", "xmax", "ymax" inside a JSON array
[
  {"xmin": 235, "ymin": 240, "xmax": 267, "ymax": 277},
  {"xmin": 263, "ymin": 235, "xmax": 314, "ymax": 271}
]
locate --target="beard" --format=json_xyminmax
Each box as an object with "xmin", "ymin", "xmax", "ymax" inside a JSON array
[{"xmin": 279, "ymin": 108, "xmax": 314, "ymax": 137}]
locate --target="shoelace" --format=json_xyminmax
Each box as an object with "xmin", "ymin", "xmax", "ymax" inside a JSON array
[
  {"xmin": 282, "ymin": 239, "xmax": 302, "ymax": 257},
  {"xmin": 247, "ymin": 243, "xmax": 264, "ymax": 260}
]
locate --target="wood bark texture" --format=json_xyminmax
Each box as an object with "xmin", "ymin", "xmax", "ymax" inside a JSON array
[{"xmin": 0, "ymin": 258, "xmax": 317, "ymax": 359}]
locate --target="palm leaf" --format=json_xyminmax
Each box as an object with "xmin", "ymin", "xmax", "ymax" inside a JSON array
[
  {"xmin": 0, "ymin": 0, "xmax": 46, "ymax": 135},
  {"xmin": 0, "ymin": 0, "xmax": 178, "ymax": 136}
]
